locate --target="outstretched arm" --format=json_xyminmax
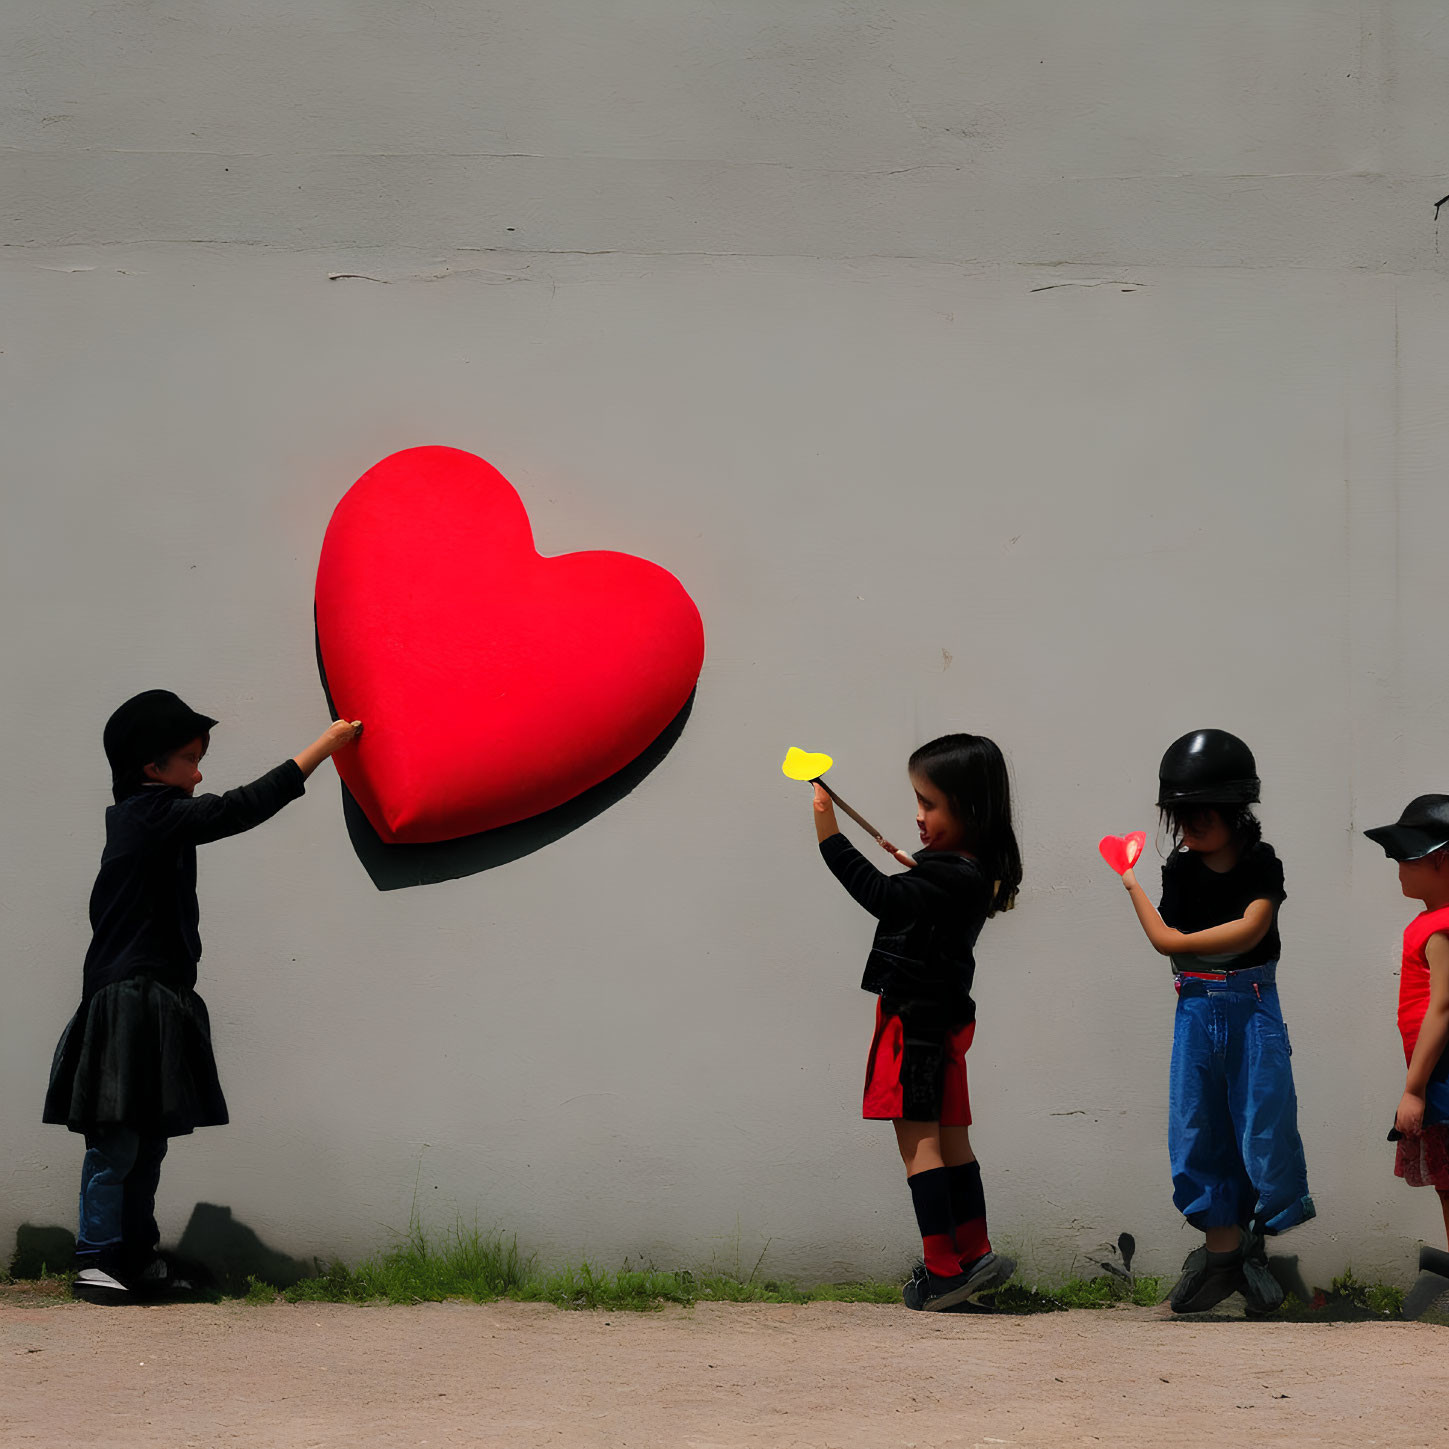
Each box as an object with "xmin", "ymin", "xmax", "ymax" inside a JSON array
[
  {"xmin": 293, "ymin": 719, "xmax": 363, "ymax": 779},
  {"xmin": 1398, "ymin": 932, "xmax": 1449, "ymax": 1136},
  {"xmin": 1119, "ymin": 866, "xmax": 1274, "ymax": 957},
  {"xmin": 158, "ymin": 721, "xmax": 363, "ymax": 845}
]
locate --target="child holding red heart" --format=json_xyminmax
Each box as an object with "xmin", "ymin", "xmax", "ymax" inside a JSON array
[
  {"xmin": 43, "ymin": 690, "xmax": 362, "ymax": 1303},
  {"xmin": 811, "ymin": 733, "xmax": 1022, "ymax": 1311},
  {"xmin": 1110, "ymin": 729, "xmax": 1314, "ymax": 1316}
]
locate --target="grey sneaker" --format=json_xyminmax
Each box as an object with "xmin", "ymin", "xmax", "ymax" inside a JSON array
[{"xmin": 1169, "ymin": 1245, "xmax": 1242, "ymax": 1314}]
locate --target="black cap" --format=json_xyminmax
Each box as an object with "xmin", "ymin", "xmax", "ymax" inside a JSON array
[
  {"xmin": 1157, "ymin": 729, "xmax": 1260, "ymax": 807},
  {"xmin": 103, "ymin": 690, "xmax": 218, "ymax": 801},
  {"xmin": 1364, "ymin": 795, "xmax": 1449, "ymax": 862}
]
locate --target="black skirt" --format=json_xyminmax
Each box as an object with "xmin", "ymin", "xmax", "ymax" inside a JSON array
[{"xmin": 43, "ymin": 977, "xmax": 229, "ymax": 1137}]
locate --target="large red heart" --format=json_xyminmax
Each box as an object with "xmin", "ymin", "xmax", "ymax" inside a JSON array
[
  {"xmin": 1097, "ymin": 832, "xmax": 1146, "ymax": 876},
  {"xmin": 315, "ymin": 446, "xmax": 705, "ymax": 844}
]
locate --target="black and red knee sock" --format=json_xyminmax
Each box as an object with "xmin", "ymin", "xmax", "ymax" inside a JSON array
[
  {"xmin": 907, "ymin": 1167, "xmax": 962, "ymax": 1278},
  {"xmin": 946, "ymin": 1160, "xmax": 991, "ymax": 1268},
  {"xmin": 909, "ymin": 1162, "xmax": 995, "ymax": 1278}
]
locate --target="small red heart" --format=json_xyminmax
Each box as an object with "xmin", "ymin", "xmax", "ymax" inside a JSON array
[
  {"xmin": 1097, "ymin": 831, "xmax": 1146, "ymax": 876},
  {"xmin": 315, "ymin": 446, "xmax": 705, "ymax": 844}
]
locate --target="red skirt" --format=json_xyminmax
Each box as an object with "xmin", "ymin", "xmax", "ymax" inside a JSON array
[
  {"xmin": 1396, "ymin": 1122, "xmax": 1449, "ymax": 1189},
  {"xmin": 862, "ymin": 999, "xmax": 975, "ymax": 1125}
]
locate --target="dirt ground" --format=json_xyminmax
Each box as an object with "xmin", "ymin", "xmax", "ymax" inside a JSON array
[{"xmin": 2, "ymin": 1292, "xmax": 1445, "ymax": 1448}]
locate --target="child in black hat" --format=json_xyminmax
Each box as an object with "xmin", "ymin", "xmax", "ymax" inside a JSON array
[
  {"xmin": 43, "ymin": 690, "xmax": 361, "ymax": 1302},
  {"xmin": 1364, "ymin": 795, "xmax": 1449, "ymax": 1304},
  {"xmin": 1109, "ymin": 729, "xmax": 1313, "ymax": 1317}
]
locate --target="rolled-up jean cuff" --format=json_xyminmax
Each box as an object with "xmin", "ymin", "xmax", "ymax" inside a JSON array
[{"xmin": 1257, "ymin": 1193, "xmax": 1317, "ymax": 1237}]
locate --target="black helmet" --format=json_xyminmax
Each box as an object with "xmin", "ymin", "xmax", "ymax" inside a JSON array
[
  {"xmin": 104, "ymin": 689, "xmax": 218, "ymax": 801},
  {"xmin": 1157, "ymin": 729, "xmax": 1260, "ymax": 807},
  {"xmin": 1364, "ymin": 795, "xmax": 1449, "ymax": 862}
]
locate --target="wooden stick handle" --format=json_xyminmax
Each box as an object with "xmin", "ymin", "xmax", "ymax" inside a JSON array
[{"xmin": 816, "ymin": 779, "xmax": 883, "ymax": 841}]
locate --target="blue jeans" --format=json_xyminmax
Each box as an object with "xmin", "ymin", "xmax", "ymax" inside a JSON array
[
  {"xmin": 1169, "ymin": 972, "xmax": 1314, "ymax": 1235},
  {"xmin": 77, "ymin": 1127, "xmax": 168, "ymax": 1261}
]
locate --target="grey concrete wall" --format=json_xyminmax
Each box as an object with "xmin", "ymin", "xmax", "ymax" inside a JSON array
[{"xmin": 4, "ymin": 2, "xmax": 1449, "ymax": 1286}]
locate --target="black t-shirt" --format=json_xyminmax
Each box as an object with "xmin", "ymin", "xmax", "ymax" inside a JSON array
[{"xmin": 1158, "ymin": 841, "xmax": 1285, "ymax": 971}]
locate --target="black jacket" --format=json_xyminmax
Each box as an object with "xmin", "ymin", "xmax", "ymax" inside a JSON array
[
  {"xmin": 819, "ymin": 832, "xmax": 992, "ymax": 1024},
  {"xmin": 80, "ymin": 761, "xmax": 306, "ymax": 1000}
]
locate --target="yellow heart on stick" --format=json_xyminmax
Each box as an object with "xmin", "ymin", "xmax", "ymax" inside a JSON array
[
  {"xmin": 781, "ymin": 746, "xmax": 834, "ymax": 782},
  {"xmin": 781, "ymin": 745, "xmax": 884, "ymax": 842}
]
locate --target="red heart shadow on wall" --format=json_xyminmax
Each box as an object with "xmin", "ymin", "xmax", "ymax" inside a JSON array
[{"xmin": 315, "ymin": 446, "xmax": 705, "ymax": 872}]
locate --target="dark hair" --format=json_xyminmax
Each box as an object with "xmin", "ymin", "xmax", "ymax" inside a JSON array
[
  {"xmin": 1158, "ymin": 801, "xmax": 1262, "ymax": 854},
  {"xmin": 909, "ymin": 733, "xmax": 1022, "ymax": 915}
]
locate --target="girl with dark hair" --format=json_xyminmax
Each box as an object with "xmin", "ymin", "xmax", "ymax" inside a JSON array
[
  {"xmin": 811, "ymin": 732, "xmax": 1022, "ymax": 1311},
  {"xmin": 43, "ymin": 690, "xmax": 362, "ymax": 1303},
  {"xmin": 1111, "ymin": 729, "xmax": 1314, "ymax": 1317}
]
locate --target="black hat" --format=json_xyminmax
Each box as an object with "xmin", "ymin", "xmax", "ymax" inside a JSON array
[
  {"xmin": 103, "ymin": 690, "xmax": 218, "ymax": 801},
  {"xmin": 1157, "ymin": 729, "xmax": 1260, "ymax": 807},
  {"xmin": 1364, "ymin": 795, "xmax": 1449, "ymax": 862}
]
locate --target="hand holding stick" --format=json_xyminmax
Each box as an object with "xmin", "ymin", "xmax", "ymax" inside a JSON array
[
  {"xmin": 785, "ymin": 745, "xmax": 914, "ymax": 865},
  {"xmin": 815, "ymin": 777, "xmax": 884, "ymax": 841}
]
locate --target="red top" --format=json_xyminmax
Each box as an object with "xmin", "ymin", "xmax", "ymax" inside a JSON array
[{"xmin": 1398, "ymin": 904, "xmax": 1449, "ymax": 1063}]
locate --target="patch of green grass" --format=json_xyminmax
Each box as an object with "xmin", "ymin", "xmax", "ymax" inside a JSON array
[
  {"xmin": 243, "ymin": 1275, "xmax": 278, "ymax": 1305},
  {"xmin": 238, "ymin": 1212, "xmax": 903, "ymax": 1311},
  {"xmin": 991, "ymin": 1273, "xmax": 1165, "ymax": 1314},
  {"xmin": 1271, "ymin": 1268, "xmax": 1405, "ymax": 1321},
  {"xmin": 237, "ymin": 1211, "xmax": 1176, "ymax": 1313},
  {"xmin": 273, "ymin": 1218, "xmax": 532, "ymax": 1305},
  {"xmin": 523, "ymin": 1264, "xmax": 701, "ymax": 1310},
  {"xmin": 1331, "ymin": 1269, "xmax": 1405, "ymax": 1318}
]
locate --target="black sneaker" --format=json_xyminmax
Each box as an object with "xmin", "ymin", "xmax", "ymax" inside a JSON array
[
  {"xmin": 131, "ymin": 1251, "xmax": 208, "ymax": 1301},
  {"xmin": 902, "ymin": 1262, "xmax": 930, "ymax": 1311},
  {"xmin": 912, "ymin": 1252, "xmax": 1015, "ymax": 1313},
  {"xmin": 1238, "ymin": 1233, "xmax": 1285, "ymax": 1317},
  {"xmin": 1169, "ymin": 1245, "xmax": 1242, "ymax": 1314},
  {"xmin": 72, "ymin": 1265, "xmax": 133, "ymax": 1304}
]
